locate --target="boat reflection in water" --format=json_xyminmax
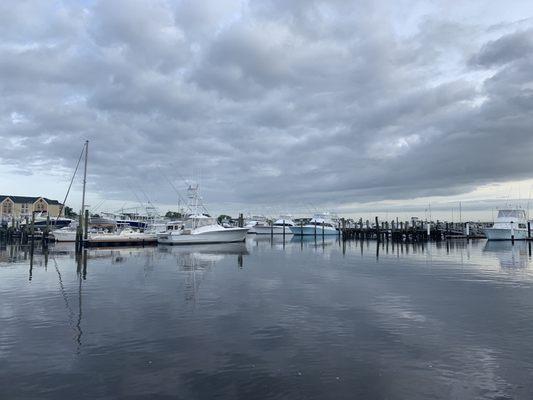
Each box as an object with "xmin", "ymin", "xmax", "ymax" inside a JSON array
[
  {"xmin": 290, "ymin": 235, "xmax": 338, "ymax": 247},
  {"xmin": 157, "ymin": 242, "xmax": 248, "ymax": 258},
  {"xmin": 158, "ymin": 242, "xmax": 248, "ymax": 301},
  {"xmin": 158, "ymin": 241, "xmax": 248, "ymax": 270},
  {"xmin": 482, "ymin": 240, "xmax": 532, "ymax": 269}
]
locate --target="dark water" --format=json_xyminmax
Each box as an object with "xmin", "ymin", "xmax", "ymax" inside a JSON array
[{"xmin": 1, "ymin": 237, "xmax": 533, "ymax": 400}]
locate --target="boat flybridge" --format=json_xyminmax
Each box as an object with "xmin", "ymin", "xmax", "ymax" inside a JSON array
[
  {"xmin": 253, "ymin": 216, "xmax": 295, "ymax": 235},
  {"xmin": 484, "ymin": 208, "xmax": 529, "ymax": 240},
  {"xmin": 157, "ymin": 184, "xmax": 249, "ymax": 245},
  {"xmin": 289, "ymin": 213, "xmax": 339, "ymax": 236}
]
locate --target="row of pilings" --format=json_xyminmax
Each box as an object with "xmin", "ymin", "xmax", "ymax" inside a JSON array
[
  {"xmin": 0, "ymin": 213, "xmax": 53, "ymax": 249},
  {"xmin": 339, "ymin": 217, "xmax": 494, "ymax": 242}
]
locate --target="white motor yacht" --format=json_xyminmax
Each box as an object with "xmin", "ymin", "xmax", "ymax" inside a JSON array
[
  {"xmin": 158, "ymin": 215, "xmax": 248, "ymax": 244},
  {"xmin": 157, "ymin": 184, "xmax": 249, "ymax": 245},
  {"xmin": 484, "ymin": 208, "xmax": 529, "ymax": 240},
  {"xmin": 254, "ymin": 216, "xmax": 295, "ymax": 235},
  {"xmin": 290, "ymin": 213, "xmax": 339, "ymax": 236}
]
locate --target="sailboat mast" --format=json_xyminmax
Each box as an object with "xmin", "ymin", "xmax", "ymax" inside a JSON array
[{"xmin": 81, "ymin": 140, "xmax": 89, "ymax": 217}]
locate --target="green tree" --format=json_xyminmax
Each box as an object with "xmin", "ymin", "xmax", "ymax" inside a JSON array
[
  {"xmin": 165, "ymin": 211, "xmax": 182, "ymax": 219},
  {"xmin": 217, "ymin": 214, "xmax": 232, "ymax": 224},
  {"xmin": 64, "ymin": 206, "xmax": 77, "ymax": 218}
]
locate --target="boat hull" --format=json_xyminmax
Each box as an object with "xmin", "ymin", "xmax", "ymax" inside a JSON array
[
  {"xmin": 158, "ymin": 228, "xmax": 248, "ymax": 245},
  {"xmin": 484, "ymin": 228, "xmax": 529, "ymax": 240},
  {"xmin": 253, "ymin": 226, "xmax": 293, "ymax": 235},
  {"xmin": 52, "ymin": 230, "xmax": 77, "ymax": 242},
  {"xmin": 85, "ymin": 233, "xmax": 158, "ymax": 247},
  {"xmin": 289, "ymin": 226, "xmax": 338, "ymax": 236}
]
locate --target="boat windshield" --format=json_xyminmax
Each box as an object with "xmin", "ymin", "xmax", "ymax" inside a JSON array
[
  {"xmin": 273, "ymin": 221, "xmax": 293, "ymax": 226},
  {"xmin": 183, "ymin": 216, "xmax": 217, "ymax": 229},
  {"xmin": 497, "ymin": 210, "xmax": 526, "ymax": 219}
]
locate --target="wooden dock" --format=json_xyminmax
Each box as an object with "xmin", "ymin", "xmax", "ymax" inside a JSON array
[{"xmin": 340, "ymin": 218, "xmax": 493, "ymax": 242}]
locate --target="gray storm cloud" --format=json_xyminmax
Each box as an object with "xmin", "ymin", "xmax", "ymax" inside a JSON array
[{"xmin": 1, "ymin": 0, "xmax": 533, "ymax": 209}]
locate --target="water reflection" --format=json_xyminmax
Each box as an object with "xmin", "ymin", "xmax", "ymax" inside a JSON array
[
  {"xmin": 2, "ymin": 238, "xmax": 533, "ymax": 399},
  {"xmin": 158, "ymin": 243, "xmax": 248, "ymax": 302},
  {"xmin": 483, "ymin": 240, "xmax": 531, "ymax": 269}
]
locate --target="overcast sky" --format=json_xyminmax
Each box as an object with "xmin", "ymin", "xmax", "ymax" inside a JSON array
[{"xmin": 1, "ymin": 0, "xmax": 533, "ymax": 219}]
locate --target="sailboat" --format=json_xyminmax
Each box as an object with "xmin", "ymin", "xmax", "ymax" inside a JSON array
[
  {"xmin": 51, "ymin": 140, "xmax": 89, "ymax": 242},
  {"xmin": 157, "ymin": 184, "xmax": 249, "ymax": 245}
]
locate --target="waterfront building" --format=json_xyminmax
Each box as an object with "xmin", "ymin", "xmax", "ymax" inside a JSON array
[{"xmin": 0, "ymin": 195, "xmax": 63, "ymax": 219}]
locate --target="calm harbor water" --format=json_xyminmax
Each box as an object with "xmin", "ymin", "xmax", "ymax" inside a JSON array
[{"xmin": 1, "ymin": 237, "xmax": 533, "ymax": 399}]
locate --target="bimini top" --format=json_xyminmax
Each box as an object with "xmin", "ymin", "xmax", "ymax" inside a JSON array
[{"xmin": 496, "ymin": 209, "xmax": 527, "ymax": 220}]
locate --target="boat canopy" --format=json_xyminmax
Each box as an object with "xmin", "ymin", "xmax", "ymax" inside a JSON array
[{"xmin": 497, "ymin": 209, "xmax": 526, "ymax": 219}]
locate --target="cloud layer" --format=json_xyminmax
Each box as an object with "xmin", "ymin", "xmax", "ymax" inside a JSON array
[{"xmin": 1, "ymin": 0, "xmax": 533, "ymax": 212}]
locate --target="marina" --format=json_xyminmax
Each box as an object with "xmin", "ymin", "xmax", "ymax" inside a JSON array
[{"xmin": 4, "ymin": 1, "xmax": 533, "ymax": 398}]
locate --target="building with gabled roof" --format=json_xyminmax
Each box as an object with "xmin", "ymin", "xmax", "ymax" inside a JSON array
[{"xmin": 0, "ymin": 195, "xmax": 64, "ymax": 220}]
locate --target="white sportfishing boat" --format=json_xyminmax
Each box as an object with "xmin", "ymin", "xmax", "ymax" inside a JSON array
[
  {"xmin": 290, "ymin": 213, "xmax": 339, "ymax": 236},
  {"xmin": 484, "ymin": 208, "xmax": 529, "ymax": 240},
  {"xmin": 157, "ymin": 184, "xmax": 248, "ymax": 245},
  {"xmin": 254, "ymin": 216, "xmax": 295, "ymax": 235},
  {"xmin": 244, "ymin": 215, "xmax": 268, "ymax": 234}
]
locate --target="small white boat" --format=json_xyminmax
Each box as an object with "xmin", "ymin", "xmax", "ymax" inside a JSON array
[
  {"xmin": 484, "ymin": 208, "xmax": 529, "ymax": 240},
  {"xmin": 254, "ymin": 216, "xmax": 295, "ymax": 235},
  {"xmin": 245, "ymin": 216, "xmax": 268, "ymax": 234},
  {"xmin": 52, "ymin": 226, "xmax": 78, "ymax": 242},
  {"xmin": 85, "ymin": 227, "xmax": 158, "ymax": 246},
  {"xmin": 290, "ymin": 213, "xmax": 339, "ymax": 236}
]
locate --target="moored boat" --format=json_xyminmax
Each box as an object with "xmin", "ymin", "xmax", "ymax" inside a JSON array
[
  {"xmin": 290, "ymin": 213, "xmax": 339, "ymax": 236},
  {"xmin": 245, "ymin": 216, "xmax": 268, "ymax": 234},
  {"xmin": 157, "ymin": 184, "xmax": 249, "ymax": 245},
  {"xmin": 85, "ymin": 227, "xmax": 158, "ymax": 247},
  {"xmin": 51, "ymin": 226, "xmax": 78, "ymax": 242},
  {"xmin": 254, "ymin": 216, "xmax": 295, "ymax": 235},
  {"xmin": 157, "ymin": 215, "xmax": 248, "ymax": 244},
  {"xmin": 484, "ymin": 208, "xmax": 529, "ymax": 240}
]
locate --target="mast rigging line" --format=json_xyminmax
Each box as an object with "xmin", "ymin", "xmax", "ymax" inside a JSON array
[
  {"xmin": 157, "ymin": 168, "xmax": 188, "ymax": 208},
  {"xmin": 56, "ymin": 143, "xmax": 86, "ymax": 224}
]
